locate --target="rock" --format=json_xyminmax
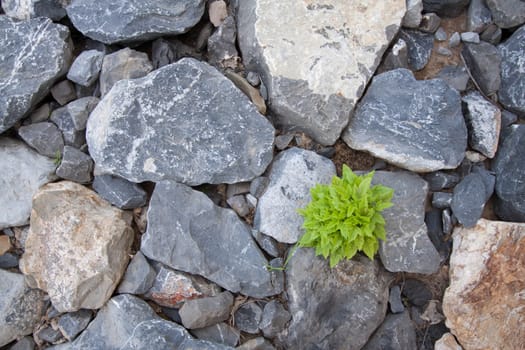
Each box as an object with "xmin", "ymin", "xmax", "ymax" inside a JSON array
[
  {"xmin": 28, "ymin": 103, "xmax": 52, "ymax": 124},
  {"xmin": 99, "ymin": 48, "xmax": 153, "ymax": 96},
  {"xmin": 435, "ymin": 27, "xmax": 448, "ymax": 41},
  {"xmin": 501, "ymin": 110, "xmax": 518, "ymax": 128},
  {"xmin": 254, "ymin": 147, "xmax": 336, "ymax": 244},
  {"xmin": 141, "ymin": 181, "xmax": 280, "ymax": 297},
  {"xmin": 0, "ymin": 270, "xmax": 47, "ymax": 347},
  {"xmin": 421, "ymin": 300, "xmax": 445, "ymax": 325},
  {"xmin": 389, "ymin": 285, "xmax": 405, "ymax": 313},
  {"xmin": 480, "ymin": 23, "xmax": 502, "ymax": 44},
  {"xmin": 209, "ymin": 0, "xmax": 228, "ymax": 26},
  {"xmin": 435, "ymin": 333, "xmax": 463, "ymax": 350},
  {"xmin": 436, "ymin": 65, "xmax": 470, "ymax": 92},
  {"xmin": 237, "ymin": 338, "xmax": 275, "ymax": 350},
  {"xmin": 50, "ymin": 97, "xmax": 99, "ymax": 148},
  {"xmin": 179, "ymin": 291, "xmax": 234, "ymax": 329},
  {"xmin": 280, "ymin": 248, "xmax": 392, "ymax": 349},
  {"xmin": 9, "ymin": 336, "xmax": 37, "ymax": 350},
  {"xmin": 35, "ymin": 326, "xmax": 63, "ymax": 344},
  {"xmin": 424, "ymin": 171, "xmax": 461, "ymax": 191},
  {"xmin": 462, "ymin": 42, "xmax": 501, "ymax": 96},
  {"xmin": 422, "ymin": 0, "xmax": 469, "ymax": 17},
  {"xmin": 0, "ymin": 235, "xmax": 10, "ymax": 255},
  {"xmin": 50, "ymin": 80, "xmax": 77, "ymax": 106},
  {"xmin": 234, "ymin": 303, "xmax": 263, "ymax": 334},
  {"xmin": 87, "ymin": 58, "xmax": 274, "ymax": 186},
  {"xmin": 250, "ymin": 177, "xmax": 269, "ymax": 198},
  {"xmin": 56, "ymin": 146, "xmax": 94, "ymax": 184},
  {"xmin": 0, "ymin": 17, "xmax": 72, "ymax": 133},
  {"xmin": 49, "ymin": 294, "xmax": 232, "ymax": 350},
  {"xmin": 443, "ymin": 219, "xmax": 525, "ymax": 350},
  {"xmin": 419, "ymin": 13, "xmax": 441, "ymax": 33},
  {"xmin": 251, "ymin": 230, "xmax": 285, "ymax": 258},
  {"xmin": 343, "ymin": 69, "xmax": 467, "ymax": 172},
  {"xmin": 492, "ymin": 125, "xmax": 525, "ymax": 221},
  {"xmin": 237, "ymin": 0, "xmax": 405, "ymax": 146},
  {"xmin": 57, "ymin": 310, "xmax": 93, "ymax": 341},
  {"xmin": 377, "ymin": 38, "xmax": 409, "ymax": 73},
  {"xmin": 498, "ymin": 25, "xmax": 525, "ymax": 116},
  {"xmin": 192, "ymin": 323, "xmax": 240, "ymax": 347},
  {"xmin": 92, "ymin": 175, "xmax": 147, "ymax": 210},
  {"xmin": 486, "ymin": 0, "xmax": 525, "ymax": 28},
  {"xmin": 246, "ymin": 194, "xmax": 257, "ymax": 208},
  {"xmin": 246, "ymin": 71, "xmax": 261, "ymax": 86},
  {"xmin": 362, "ymin": 311, "xmax": 417, "ymax": 350},
  {"xmin": 1, "ymin": 0, "xmax": 67, "ymax": 20},
  {"xmin": 442, "ymin": 208, "xmax": 454, "ymax": 235},
  {"xmin": 0, "ymin": 253, "xmax": 19, "ymax": 269},
  {"xmin": 399, "ymin": 29, "xmax": 433, "ymax": 71},
  {"xmin": 151, "ymin": 38, "xmax": 176, "ymax": 69},
  {"xmin": 18, "ymin": 122, "xmax": 64, "ymax": 158},
  {"xmin": 208, "ymin": 16, "xmax": 239, "ymax": 68},
  {"xmin": 436, "ymin": 46, "xmax": 453, "ymax": 56},
  {"xmin": 432, "ymin": 192, "xmax": 453, "ymax": 209},
  {"xmin": 19, "ymin": 181, "xmax": 134, "ymax": 312},
  {"xmin": 460, "ymin": 31, "xmax": 480, "ymax": 43},
  {"xmin": 451, "ymin": 172, "xmax": 493, "ymax": 227},
  {"xmin": 196, "ymin": 22, "xmax": 214, "ymax": 51},
  {"xmin": 224, "ymin": 70, "xmax": 266, "ymax": 115},
  {"xmin": 0, "ymin": 138, "xmax": 57, "ymax": 229},
  {"xmin": 403, "ymin": 0, "xmax": 423, "ymax": 28},
  {"xmin": 226, "ymin": 195, "xmax": 250, "ymax": 217},
  {"xmin": 467, "ymin": 0, "xmax": 492, "ymax": 33},
  {"xmin": 401, "ymin": 279, "xmax": 433, "ymax": 307},
  {"xmin": 117, "ymin": 251, "xmax": 156, "ymax": 295},
  {"xmin": 449, "ymin": 31, "xmax": 461, "ymax": 47},
  {"xmin": 273, "ymin": 134, "xmax": 294, "ymax": 150},
  {"xmin": 66, "ymin": 0, "xmax": 206, "ymax": 44},
  {"xmin": 259, "ymin": 301, "xmax": 291, "ymax": 339},
  {"xmin": 67, "ymin": 50, "xmax": 105, "ymax": 87}
]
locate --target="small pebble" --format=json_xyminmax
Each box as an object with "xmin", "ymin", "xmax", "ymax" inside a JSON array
[
  {"xmin": 449, "ymin": 32, "xmax": 461, "ymax": 48},
  {"xmin": 435, "ymin": 27, "xmax": 447, "ymax": 41},
  {"xmin": 461, "ymin": 31, "xmax": 480, "ymax": 43},
  {"xmin": 436, "ymin": 46, "xmax": 452, "ymax": 57},
  {"xmin": 246, "ymin": 71, "xmax": 261, "ymax": 86}
]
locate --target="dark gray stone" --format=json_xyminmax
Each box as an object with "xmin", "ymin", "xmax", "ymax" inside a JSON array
[
  {"xmin": 436, "ymin": 46, "xmax": 453, "ymax": 56},
  {"xmin": 343, "ymin": 69, "xmax": 467, "ymax": 172},
  {"xmin": 424, "ymin": 171, "xmax": 461, "ymax": 191},
  {"xmin": 87, "ymin": 58, "xmax": 274, "ymax": 186},
  {"xmin": 419, "ymin": 13, "xmax": 441, "ymax": 33},
  {"xmin": 442, "ymin": 208, "xmax": 454, "ymax": 235},
  {"xmin": 251, "ymin": 230, "xmax": 284, "ymax": 258},
  {"xmin": 50, "ymin": 80, "xmax": 77, "ymax": 106},
  {"xmin": 250, "ymin": 177, "xmax": 269, "ymax": 198},
  {"xmin": 377, "ymin": 38, "xmax": 409, "ymax": 73},
  {"xmin": 451, "ymin": 172, "xmax": 493, "ymax": 227},
  {"xmin": 432, "ymin": 192, "xmax": 453, "ymax": 209},
  {"xmin": 435, "ymin": 27, "xmax": 448, "ymax": 41},
  {"xmin": 259, "ymin": 301, "xmax": 291, "ymax": 339},
  {"xmin": 501, "ymin": 110, "xmax": 518, "ymax": 127},
  {"xmin": 67, "ymin": 50, "xmax": 105, "ymax": 87},
  {"xmin": 35, "ymin": 326, "xmax": 63, "ymax": 344},
  {"xmin": 467, "ymin": 0, "xmax": 493, "ymax": 33},
  {"xmin": 389, "ymin": 285, "xmax": 405, "ymax": 314},
  {"xmin": 498, "ymin": 25, "xmax": 525, "ymax": 116},
  {"xmin": 480, "ymin": 23, "xmax": 502, "ymax": 44},
  {"xmin": 492, "ymin": 125, "xmax": 525, "ymax": 221},
  {"xmin": 9, "ymin": 336, "xmax": 36, "ymax": 350},
  {"xmin": 66, "ymin": 0, "xmax": 205, "ymax": 44},
  {"xmin": 449, "ymin": 31, "xmax": 461, "ymax": 47},
  {"xmin": 0, "ymin": 17, "xmax": 72, "ymax": 133},
  {"xmin": 246, "ymin": 71, "xmax": 260, "ymax": 86},
  {"xmin": 50, "ymin": 97, "xmax": 99, "ymax": 148},
  {"xmin": 151, "ymin": 38, "xmax": 176, "ymax": 69},
  {"xmin": 208, "ymin": 16, "xmax": 239, "ymax": 67},
  {"xmin": 486, "ymin": 0, "xmax": 525, "ymax": 28},
  {"xmin": 472, "ymin": 166, "xmax": 495, "ymax": 201},
  {"xmin": 402, "ymin": 279, "xmax": 432, "ymax": 307},
  {"xmin": 237, "ymin": 338, "xmax": 275, "ymax": 350},
  {"xmin": 461, "ymin": 31, "xmax": 480, "ymax": 43},
  {"xmin": 117, "ymin": 251, "xmax": 156, "ymax": 295},
  {"xmin": 92, "ymin": 175, "xmax": 147, "ymax": 210},
  {"xmin": 0, "ymin": 252, "xmax": 19, "ymax": 268},
  {"xmin": 462, "ymin": 42, "xmax": 501, "ymax": 96},
  {"xmin": 227, "ymin": 195, "xmax": 250, "ymax": 217},
  {"xmin": 362, "ymin": 311, "xmax": 417, "ymax": 350},
  {"xmin": 436, "ymin": 65, "xmax": 470, "ymax": 91},
  {"xmin": 18, "ymin": 122, "xmax": 64, "ymax": 158},
  {"xmin": 1, "ymin": 0, "xmax": 67, "ymax": 20},
  {"xmin": 403, "ymin": 0, "xmax": 423, "ymax": 28},
  {"xmin": 426, "ymin": 208, "xmax": 451, "ymax": 259},
  {"xmin": 141, "ymin": 181, "xmax": 281, "ymax": 298},
  {"xmin": 179, "ymin": 291, "xmax": 234, "ymax": 329},
  {"xmin": 191, "ymin": 323, "xmax": 240, "ymax": 347},
  {"xmin": 56, "ymin": 146, "xmax": 94, "ymax": 184},
  {"xmin": 399, "ymin": 29, "xmax": 434, "ymax": 71},
  {"xmin": 274, "ymin": 134, "xmax": 294, "ymax": 150},
  {"xmin": 57, "ymin": 310, "xmax": 93, "ymax": 341},
  {"xmin": 423, "ymin": 0, "xmax": 469, "ymax": 17},
  {"xmin": 28, "ymin": 103, "xmax": 52, "ymax": 124},
  {"xmin": 234, "ymin": 302, "xmax": 262, "ymax": 334}
]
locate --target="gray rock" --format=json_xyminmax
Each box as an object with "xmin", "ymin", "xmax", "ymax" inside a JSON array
[
  {"xmin": 435, "ymin": 27, "xmax": 448, "ymax": 41},
  {"xmin": 442, "ymin": 208, "xmax": 454, "ymax": 235},
  {"xmin": 50, "ymin": 80, "xmax": 77, "ymax": 106},
  {"xmin": 50, "ymin": 97, "xmax": 99, "ymax": 148},
  {"xmin": 92, "ymin": 175, "xmax": 147, "ymax": 210},
  {"xmin": 87, "ymin": 58, "xmax": 274, "ymax": 186},
  {"xmin": 151, "ymin": 38, "xmax": 176, "ymax": 69},
  {"xmin": 56, "ymin": 146, "xmax": 94, "ymax": 184},
  {"xmin": 461, "ymin": 31, "xmax": 480, "ymax": 43},
  {"xmin": 1, "ymin": 0, "xmax": 67, "ymax": 20},
  {"xmin": 377, "ymin": 38, "xmax": 409, "ymax": 73},
  {"xmin": 424, "ymin": 171, "xmax": 461, "ymax": 191},
  {"xmin": 426, "ymin": 208, "xmax": 451, "ymax": 259},
  {"xmin": 67, "ymin": 50, "xmax": 105, "ymax": 87},
  {"xmin": 237, "ymin": 0, "xmax": 406, "ymax": 145},
  {"xmin": 436, "ymin": 46, "xmax": 453, "ymax": 56},
  {"xmin": 403, "ymin": 0, "xmax": 423, "ymax": 28},
  {"xmin": 423, "ymin": 0, "xmax": 469, "ymax": 17},
  {"xmin": 208, "ymin": 16, "xmax": 239, "ymax": 67},
  {"xmin": 57, "ymin": 310, "xmax": 93, "ymax": 341},
  {"xmin": 486, "ymin": 0, "xmax": 525, "ymax": 28},
  {"xmin": 254, "ymin": 147, "xmax": 336, "ymax": 244},
  {"xmin": 492, "ymin": 125, "xmax": 525, "ymax": 221},
  {"xmin": 227, "ymin": 195, "xmax": 250, "ymax": 217},
  {"xmin": 432, "ymin": 192, "xmax": 453, "ymax": 209},
  {"xmin": 280, "ymin": 248, "xmax": 392, "ymax": 350},
  {"xmin": 462, "ymin": 42, "xmax": 501, "ymax": 96},
  {"xmin": 234, "ymin": 302, "xmax": 262, "ymax": 334},
  {"xmin": 250, "ymin": 177, "xmax": 269, "ymax": 198},
  {"xmin": 343, "ymin": 69, "xmax": 467, "ymax": 172},
  {"xmin": 9, "ymin": 336, "xmax": 36, "ymax": 350},
  {"xmin": 399, "ymin": 29, "xmax": 434, "ymax": 71},
  {"xmin": 251, "ymin": 230, "xmax": 285, "ymax": 258},
  {"xmin": 237, "ymin": 338, "xmax": 275, "ymax": 350},
  {"xmin": 0, "ymin": 252, "xmax": 19, "ymax": 269},
  {"xmin": 480, "ymin": 23, "xmax": 502, "ymax": 44},
  {"xmin": 209, "ymin": 0, "xmax": 228, "ymax": 27},
  {"xmin": 451, "ymin": 172, "xmax": 492, "ymax": 227},
  {"xmin": 462, "ymin": 90, "xmax": 501, "ymax": 158},
  {"xmin": 498, "ymin": 25, "xmax": 525, "ymax": 116},
  {"xmin": 192, "ymin": 323, "xmax": 240, "ymax": 347},
  {"xmin": 449, "ymin": 31, "xmax": 461, "ymax": 47},
  {"xmin": 0, "ymin": 138, "xmax": 57, "ymax": 229},
  {"xmin": 401, "ymin": 279, "xmax": 433, "ymax": 307},
  {"xmin": 259, "ymin": 301, "xmax": 291, "ymax": 339},
  {"xmin": 363, "ymin": 311, "xmax": 417, "ymax": 350},
  {"xmin": 0, "ymin": 270, "xmax": 47, "ymax": 347},
  {"xmin": 141, "ymin": 181, "xmax": 280, "ymax": 298},
  {"xmin": 274, "ymin": 134, "xmax": 294, "ymax": 150},
  {"xmin": 117, "ymin": 251, "xmax": 156, "ymax": 295},
  {"xmin": 99, "ymin": 48, "xmax": 153, "ymax": 96},
  {"xmin": 226, "ymin": 182, "xmax": 251, "ymax": 198},
  {"xmin": 501, "ymin": 110, "xmax": 518, "ymax": 127},
  {"xmin": 246, "ymin": 71, "xmax": 261, "ymax": 86},
  {"xmin": 467, "ymin": 0, "xmax": 493, "ymax": 33},
  {"xmin": 18, "ymin": 122, "xmax": 64, "ymax": 157},
  {"xmin": 28, "ymin": 103, "xmax": 52, "ymax": 124},
  {"xmin": 389, "ymin": 285, "xmax": 405, "ymax": 313},
  {"xmin": 179, "ymin": 292, "xmax": 234, "ymax": 329},
  {"xmin": 35, "ymin": 326, "xmax": 63, "ymax": 344},
  {"xmin": 472, "ymin": 166, "xmax": 495, "ymax": 202},
  {"xmin": 66, "ymin": 0, "xmax": 205, "ymax": 44},
  {"xmin": 419, "ymin": 13, "xmax": 441, "ymax": 33},
  {"xmin": 436, "ymin": 65, "xmax": 470, "ymax": 92},
  {"xmin": 0, "ymin": 17, "xmax": 72, "ymax": 133}
]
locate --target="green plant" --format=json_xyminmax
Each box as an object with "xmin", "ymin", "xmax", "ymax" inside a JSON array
[
  {"xmin": 298, "ymin": 165, "xmax": 394, "ymax": 268},
  {"xmin": 53, "ymin": 150, "xmax": 62, "ymax": 166}
]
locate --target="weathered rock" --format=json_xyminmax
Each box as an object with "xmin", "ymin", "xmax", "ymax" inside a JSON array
[
  {"xmin": 389, "ymin": 285, "xmax": 405, "ymax": 313},
  {"xmin": 486, "ymin": 0, "xmax": 525, "ymax": 28},
  {"xmin": 403, "ymin": 0, "xmax": 423, "ymax": 28},
  {"xmin": 501, "ymin": 110, "xmax": 518, "ymax": 128},
  {"xmin": 237, "ymin": 338, "xmax": 275, "ymax": 350},
  {"xmin": 401, "ymin": 279, "xmax": 433, "ymax": 307},
  {"xmin": 67, "ymin": 50, "xmax": 105, "ymax": 87},
  {"xmin": 462, "ymin": 42, "xmax": 501, "ymax": 96},
  {"xmin": 449, "ymin": 31, "xmax": 461, "ymax": 47},
  {"xmin": 436, "ymin": 65, "xmax": 470, "ymax": 92},
  {"xmin": 433, "ymin": 192, "xmax": 453, "ymax": 209},
  {"xmin": 0, "ymin": 138, "xmax": 56, "ymax": 229},
  {"xmin": 0, "ymin": 17, "xmax": 72, "ymax": 133},
  {"xmin": 460, "ymin": 31, "xmax": 480, "ymax": 43},
  {"xmin": 56, "ymin": 146, "xmax": 94, "ymax": 184},
  {"xmin": 467, "ymin": 0, "xmax": 492, "ymax": 33},
  {"xmin": 226, "ymin": 195, "xmax": 250, "ymax": 217},
  {"xmin": 209, "ymin": 0, "xmax": 228, "ymax": 26},
  {"xmin": 92, "ymin": 175, "xmax": 147, "ymax": 210},
  {"xmin": 480, "ymin": 23, "xmax": 502, "ymax": 44},
  {"xmin": 343, "ymin": 69, "xmax": 467, "ymax": 172},
  {"xmin": 419, "ymin": 13, "xmax": 441, "ymax": 33},
  {"xmin": 50, "ymin": 80, "xmax": 77, "ymax": 106},
  {"xmin": 0, "ymin": 270, "xmax": 47, "ymax": 347},
  {"xmin": 498, "ymin": 25, "xmax": 525, "ymax": 116},
  {"xmin": 254, "ymin": 147, "xmax": 336, "ymax": 244},
  {"xmin": 0, "ymin": 235, "xmax": 10, "ymax": 255},
  {"xmin": 35, "ymin": 326, "xmax": 63, "ymax": 344},
  {"xmin": 208, "ymin": 16, "xmax": 239, "ymax": 67},
  {"xmin": 28, "ymin": 103, "xmax": 52, "ymax": 124},
  {"xmin": 234, "ymin": 303, "xmax": 263, "ymax": 334},
  {"xmin": 424, "ymin": 171, "xmax": 461, "ymax": 191},
  {"xmin": 1, "ymin": 0, "xmax": 67, "ymax": 20},
  {"xmin": 66, "ymin": 0, "xmax": 206, "ymax": 44},
  {"xmin": 259, "ymin": 300, "xmax": 291, "ymax": 339},
  {"xmin": 18, "ymin": 122, "xmax": 64, "ymax": 158},
  {"xmin": 50, "ymin": 97, "xmax": 99, "ymax": 148},
  {"xmin": 400, "ymin": 29, "xmax": 434, "ymax": 71},
  {"xmin": 435, "ymin": 333, "xmax": 463, "ymax": 350},
  {"xmin": 435, "ymin": 27, "xmax": 448, "ymax": 41},
  {"xmin": 19, "ymin": 181, "xmax": 134, "ymax": 312},
  {"xmin": 179, "ymin": 292, "xmax": 234, "ymax": 329},
  {"xmin": 87, "ymin": 58, "xmax": 274, "ymax": 186},
  {"xmin": 57, "ymin": 310, "xmax": 93, "ymax": 341},
  {"xmin": 443, "ymin": 219, "xmax": 525, "ymax": 350},
  {"xmin": 237, "ymin": 0, "xmax": 405, "ymax": 145},
  {"xmin": 0, "ymin": 253, "xmax": 19, "ymax": 269},
  {"xmin": 280, "ymin": 248, "xmax": 392, "ymax": 349},
  {"xmin": 378, "ymin": 38, "xmax": 409, "ymax": 74},
  {"xmin": 191, "ymin": 323, "xmax": 240, "ymax": 347},
  {"xmin": 362, "ymin": 311, "xmax": 417, "ymax": 350},
  {"xmin": 461, "ymin": 91, "xmax": 501, "ymax": 158},
  {"xmin": 422, "ymin": 0, "xmax": 469, "ymax": 17},
  {"xmin": 9, "ymin": 336, "xmax": 37, "ymax": 350},
  {"xmin": 117, "ymin": 251, "xmax": 156, "ymax": 295}
]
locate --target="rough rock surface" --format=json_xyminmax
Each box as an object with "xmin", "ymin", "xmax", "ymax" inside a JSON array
[
  {"xmin": 192, "ymin": 323, "xmax": 240, "ymax": 347},
  {"xmin": 87, "ymin": 58, "xmax": 274, "ymax": 186},
  {"xmin": 141, "ymin": 181, "xmax": 281, "ymax": 298},
  {"xmin": 443, "ymin": 219, "xmax": 525, "ymax": 350},
  {"xmin": 0, "ymin": 138, "xmax": 57, "ymax": 229},
  {"xmin": 56, "ymin": 146, "xmax": 94, "ymax": 184},
  {"xmin": 0, "ymin": 16, "xmax": 72, "ymax": 133},
  {"xmin": 280, "ymin": 248, "xmax": 392, "ymax": 350},
  {"xmin": 362, "ymin": 311, "xmax": 417, "ymax": 350},
  {"xmin": 498, "ymin": 25, "xmax": 525, "ymax": 116},
  {"xmin": 343, "ymin": 69, "xmax": 467, "ymax": 172},
  {"xmin": 117, "ymin": 251, "xmax": 156, "ymax": 295},
  {"xmin": 435, "ymin": 333, "xmax": 463, "ymax": 350},
  {"xmin": 1, "ymin": 0, "xmax": 68, "ymax": 20},
  {"xmin": 66, "ymin": 0, "xmax": 206, "ymax": 44},
  {"xmin": 486, "ymin": 0, "xmax": 525, "ymax": 28},
  {"xmin": 18, "ymin": 122, "xmax": 64, "ymax": 158},
  {"xmin": 467, "ymin": 0, "xmax": 492, "ymax": 33},
  {"xmin": 179, "ymin": 291, "xmax": 234, "ymax": 329},
  {"xmin": 399, "ymin": 29, "xmax": 434, "ymax": 71},
  {"xmin": 254, "ymin": 147, "xmax": 336, "ymax": 244},
  {"xmin": 19, "ymin": 181, "xmax": 134, "ymax": 312},
  {"xmin": 92, "ymin": 175, "xmax": 147, "ymax": 210},
  {"xmin": 451, "ymin": 170, "xmax": 494, "ymax": 227},
  {"xmin": 237, "ymin": 0, "xmax": 406, "ymax": 145},
  {"xmin": 67, "ymin": 50, "xmax": 105, "ymax": 87},
  {"xmin": 461, "ymin": 42, "xmax": 501, "ymax": 97}
]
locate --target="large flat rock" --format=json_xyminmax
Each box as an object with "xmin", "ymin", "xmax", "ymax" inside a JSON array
[
  {"xmin": 237, "ymin": 0, "xmax": 405, "ymax": 145},
  {"xmin": 87, "ymin": 58, "xmax": 274, "ymax": 186}
]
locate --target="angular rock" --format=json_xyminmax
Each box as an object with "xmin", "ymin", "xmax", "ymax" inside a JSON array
[
  {"xmin": 9, "ymin": 336, "xmax": 37, "ymax": 350},
  {"xmin": 501, "ymin": 110, "xmax": 518, "ymax": 128},
  {"xmin": 424, "ymin": 171, "xmax": 461, "ymax": 191},
  {"xmin": 432, "ymin": 192, "xmax": 453, "ymax": 209},
  {"xmin": 389, "ymin": 285, "xmax": 405, "ymax": 313},
  {"xmin": 179, "ymin": 291, "xmax": 234, "ymax": 329},
  {"xmin": 92, "ymin": 175, "xmax": 147, "ymax": 210},
  {"xmin": 419, "ymin": 13, "xmax": 441, "ymax": 33},
  {"xmin": 362, "ymin": 311, "xmax": 417, "ymax": 350},
  {"xmin": 209, "ymin": 0, "xmax": 228, "ymax": 26},
  {"xmin": 401, "ymin": 279, "xmax": 433, "ymax": 307},
  {"xmin": 435, "ymin": 27, "xmax": 448, "ymax": 41},
  {"xmin": 18, "ymin": 122, "xmax": 64, "ymax": 158},
  {"xmin": 66, "ymin": 0, "xmax": 206, "ymax": 44},
  {"xmin": 436, "ymin": 65, "xmax": 470, "ymax": 92},
  {"xmin": 442, "ymin": 208, "xmax": 454, "ymax": 235},
  {"xmin": 224, "ymin": 71, "xmax": 267, "ymax": 115},
  {"xmin": 0, "ymin": 253, "xmax": 19, "ymax": 269},
  {"xmin": 56, "ymin": 146, "xmax": 94, "ymax": 184},
  {"xmin": 141, "ymin": 181, "xmax": 280, "ymax": 297},
  {"xmin": 50, "ymin": 97, "xmax": 99, "ymax": 148},
  {"xmin": 191, "ymin": 323, "xmax": 240, "ymax": 347},
  {"xmin": 117, "ymin": 251, "xmax": 156, "ymax": 295},
  {"xmin": 379, "ymin": 38, "xmax": 410, "ymax": 74},
  {"xmin": 237, "ymin": 338, "xmax": 275, "ymax": 350},
  {"xmin": 35, "ymin": 326, "xmax": 63, "ymax": 344},
  {"xmin": 226, "ymin": 195, "xmax": 250, "ymax": 217},
  {"xmin": 254, "ymin": 147, "xmax": 336, "ymax": 243},
  {"xmin": 208, "ymin": 16, "xmax": 239, "ymax": 67},
  {"xmin": 67, "ymin": 50, "xmax": 105, "ymax": 87},
  {"xmin": 87, "ymin": 58, "xmax": 274, "ymax": 186},
  {"xmin": 57, "ymin": 310, "xmax": 93, "ymax": 341},
  {"xmin": 486, "ymin": 0, "xmax": 525, "ymax": 28},
  {"xmin": 0, "ymin": 17, "xmax": 72, "ymax": 133},
  {"xmin": 0, "ymin": 235, "xmax": 10, "ymax": 255},
  {"xmin": 0, "ymin": 138, "xmax": 56, "ymax": 229},
  {"xmin": 250, "ymin": 176, "xmax": 269, "ymax": 198},
  {"xmin": 403, "ymin": 0, "xmax": 423, "ymax": 28},
  {"xmin": 28, "ymin": 103, "xmax": 52, "ymax": 124},
  {"xmin": 251, "ymin": 230, "xmax": 285, "ymax": 258},
  {"xmin": 237, "ymin": 0, "xmax": 406, "ymax": 145},
  {"xmin": 435, "ymin": 333, "xmax": 463, "ymax": 350},
  {"xmin": 460, "ymin": 31, "xmax": 480, "ymax": 43},
  {"xmin": 1, "ymin": 0, "xmax": 67, "ymax": 20},
  {"xmin": 343, "ymin": 69, "xmax": 467, "ymax": 172},
  {"xmin": 50, "ymin": 80, "xmax": 77, "ymax": 106},
  {"xmin": 480, "ymin": 23, "xmax": 502, "ymax": 44},
  {"xmin": 19, "ymin": 181, "xmax": 134, "ymax": 312},
  {"xmin": 400, "ymin": 29, "xmax": 434, "ymax": 71},
  {"xmin": 443, "ymin": 219, "xmax": 525, "ymax": 350},
  {"xmin": 449, "ymin": 31, "xmax": 461, "ymax": 47},
  {"xmin": 422, "ymin": 0, "xmax": 469, "ymax": 17},
  {"xmin": 462, "ymin": 42, "xmax": 501, "ymax": 96},
  {"xmin": 259, "ymin": 301, "xmax": 291, "ymax": 339},
  {"xmin": 498, "ymin": 25, "xmax": 525, "ymax": 116},
  {"xmin": 467, "ymin": 0, "xmax": 492, "ymax": 33},
  {"xmin": 234, "ymin": 303, "xmax": 263, "ymax": 334}
]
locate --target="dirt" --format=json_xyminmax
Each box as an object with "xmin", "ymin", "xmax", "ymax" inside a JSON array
[{"xmin": 331, "ymin": 140, "xmax": 377, "ymax": 176}]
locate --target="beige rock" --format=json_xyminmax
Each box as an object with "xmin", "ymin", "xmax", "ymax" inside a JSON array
[
  {"xmin": 0, "ymin": 235, "xmax": 10, "ymax": 255},
  {"xmin": 209, "ymin": 0, "xmax": 228, "ymax": 27},
  {"xmin": 224, "ymin": 70, "xmax": 267, "ymax": 115},
  {"xmin": 20, "ymin": 181, "xmax": 134, "ymax": 312},
  {"xmin": 435, "ymin": 333, "xmax": 463, "ymax": 350},
  {"xmin": 443, "ymin": 219, "xmax": 525, "ymax": 350}
]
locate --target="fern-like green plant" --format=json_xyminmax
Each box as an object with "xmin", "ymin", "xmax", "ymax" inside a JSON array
[{"xmin": 298, "ymin": 165, "xmax": 394, "ymax": 268}]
